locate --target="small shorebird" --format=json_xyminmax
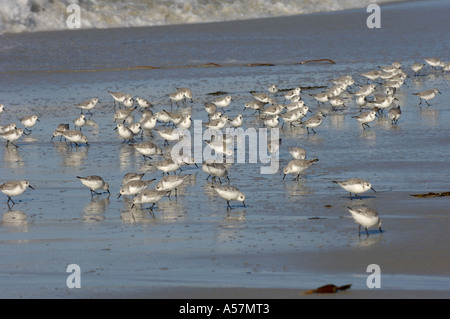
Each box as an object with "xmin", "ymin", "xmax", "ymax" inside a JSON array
[
  {"xmin": 302, "ymin": 111, "xmax": 326, "ymax": 134},
  {"xmin": 118, "ymin": 179, "xmax": 156, "ymax": 198},
  {"xmin": 0, "ymin": 180, "xmax": 34, "ymax": 206},
  {"xmin": 288, "ymin": 146, "xmax": 306, "ymax": 160},
  {"xmin": 283, "ymin": 158, "xmax": 318, "ymax": 181},
  {"xmin": 132, "ymin": 141, "xmax": 163, "ymax": 160},
  {"xmin": 77, "ymin": 175, "xmax": 110, "ymax": 197},
  {"xmin": 347, "ymin": 206, "xmax": 382, "ymax": 236},
  {"xmin": 155, "ymin": 175, "xmax": 190, "ymax": 198},
  {"xmin": 412, "ymin": 88, "xmax": 441, "ymax": 106},
  {"xmin": 20, "ymin": 115, "xmax": 40, "ymax": 134},
  {"xmin": 333, "ymin": 178, "xmax": 376, "ymax": 200},
  {"xmin": 52, "ymin": 129, "xmax": 89, "ymax": 147},
  {"xmin": 131, "ymin": 189, "xmax": 168, "ymax": 210},
  {"xmin": 1, "ymin": 128, "xmax": 24, "ymax": 147},
  {"xmin": 411, "ymin": 62, "xmax": 425, "ymax": 76},
  {"xmin": 388, "ymin": 105, "xmax": 401, "ymax": 125},
  {"xmin": 108, "ymin": 91, "xmax": 131, "ymax": 108},
  {"xmin": 211, "ymin": 185, "xmax": 246, "ymax": 209},
  {"xmin": 76, "ymin": 97, "xmax": 99, "ymax": 114},
  {"xmin": 352, "ymin": 109, "xmax": 377, "ymax": 130}
]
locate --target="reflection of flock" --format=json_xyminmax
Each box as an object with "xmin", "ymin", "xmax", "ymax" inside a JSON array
[{"xmin": 0, "ymin": 57, "xmax": 447, "ymax": 237}]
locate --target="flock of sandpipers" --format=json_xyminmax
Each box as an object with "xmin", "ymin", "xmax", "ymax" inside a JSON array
[{"xmin": 0, "ymin": 56, "xmax": 447, "ymax": 236}]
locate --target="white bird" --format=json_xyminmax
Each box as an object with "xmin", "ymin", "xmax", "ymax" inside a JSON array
[
  {"xmin": 155, "ymin": 175, "xmax": 190, "ymax": 198},
  {"xmin": 20, "ymin": 115, "xmax": 40, "ymax": 134},
  {"xmin": 118, "ymin": 179, "xmax": 156, "ymax": 198},
  {"xmin": 333, "ymin": 178, "xmax": 376, "ymax": 200},
  {"xmin": 412, "ymin": 88, "xmax": 441, "ymax": 106},
  {"xmin": 302, "ymin": 112, "xmax": 326, "ymax": 134},
  {"xmin": 1, "ymin": 128, "xmax": 24, "ymax": 147},
  {"xmin": 211, "ymin": 185, "xmax": 246, "ymax": 209},
  {"xmin": 0, "ymin": 180, "xmax": 34, "ymax": 206},
  {"xmin": 77, "ymin": 97, "xmax": 99, "ymax": 114},
  {"xmin": 77, "ymin": 176, "xmax": 110, "ymax": 197},
  {"xmin": 132, "ymin": 189, "xmax": 168, "ymax": 210},
  {"xmin": 283, "ymin": 158, "xmax": 318, "ymax": 181},
  {"xmin": 352, "ymin": 109, "xmax": 377, "ymax": 130},
  {"xmin": 347, "ymin": 206, "xmax": 382, "ymax": 236}
]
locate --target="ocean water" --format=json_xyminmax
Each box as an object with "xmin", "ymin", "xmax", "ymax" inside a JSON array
[
  {"xmin": 0, "ymin": 0, "xmax": 407, "ymax": 34},
  {"xmin": 0, "ymin": 0, "xmax": 450, "ymax": 298}
]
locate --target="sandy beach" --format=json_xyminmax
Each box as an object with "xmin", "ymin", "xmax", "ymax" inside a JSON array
[{"xmin": 1, "ymin": 0, "xmax": 450, "ymax": 300}]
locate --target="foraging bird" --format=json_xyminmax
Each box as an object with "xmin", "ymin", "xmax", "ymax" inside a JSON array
[
  {"xmin": 347, "ymin": 206, "xmax": 382, "ymax": 237},
  {"xmin": 412, "ymin": 88, "xmax": 441, "ymax": 106},
  {"xmin": 77, "ymin": 176, "xmax": 110, "ymax": 197},
  {"xmin": 333, "ymin": 178, "xmax": 376, "ymax": 200},
  {"xmin": 0, "ymin": 180, "xmax": 34, "ymax": 206},
  {"xmin": 211, "ymin": 185, "xmax": 246, "ymax": 209},
  {"xmin": 283, "ymin": 158, "xmax": 318, "ymax": 181}
]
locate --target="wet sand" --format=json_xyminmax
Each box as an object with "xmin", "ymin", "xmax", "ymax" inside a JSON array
[{"xmin": 1, "ymin": 1, "xmax": 450, "ymax": 299}]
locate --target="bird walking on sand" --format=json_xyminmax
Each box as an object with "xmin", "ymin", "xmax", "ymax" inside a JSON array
[
  {"xmin": 1, "ymin": 128, "xmax": 24, "ymax": 147},
  {"xmin": 347, "ymin": 206, "xmax": 382, "ymax": 237},
  {"xmin": 283, "ymin": 158, "xmax": 318, "ymax": 181},
  {"xmin": 20, "ymin": 115, "xmax": 40, "ymax": 135},
  {"xmin": 412, "ymin": 88, "xmax": 441, "ymax": 106},
  {"xmin": 388, "ymin": 105, "xmax": 401, "ymax": 125},
  {"xmin": 211, "ymin": 185, "xmax": 246, "ymax": 209},
  {"xmin": 302, "ymin": 112, "xmax": 326, "ymax": 134},
  {"xmin": 0, "ymin": 180, "xmax": 34, "ymax": 206},
  {"xmin": 77, "ymin": 176, "xmax": 110, "ymax": 198},
  {"xmin": 333, "ymin": 178, "xmax": 376, "ymax": 200}
]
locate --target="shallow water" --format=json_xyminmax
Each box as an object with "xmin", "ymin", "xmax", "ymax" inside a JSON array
[{"xmin": 0, "ymin": 1, "xmax": 450, "ymax": 298}]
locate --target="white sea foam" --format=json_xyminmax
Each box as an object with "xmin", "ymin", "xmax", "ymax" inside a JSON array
[{"xmin": 0, "ymin": 0, "xmax": 405, "ymax": 34}]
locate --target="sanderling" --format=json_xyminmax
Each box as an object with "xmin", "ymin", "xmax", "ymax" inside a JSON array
[
  {"xmin": 347, "ymin": 206, "xmax": 382, "ymax": 236},
  {"xmin": 373, "ymin": 95, "xmax": 396, "ymax": 112},
  {"xmin": 151, "ymin": 158, "xmax": 182, "ymax": 175},
  {"xmin": 203, "ymin": 116, "xmax": 229, "ymax": 130},
  {"xmin": 175, "ymin": 87, "xmax": 194, "ymax": 103},
  {"xmin": 108, "ymin": 91, "xmax": 131, "ymax": 108},
  {"xmin": 211, "ymin": 185, "xmax": 246, "ymax": 209},
  {"xmin": 135, "ymin": 97, "xmax": 153, "ymax": 109},
  {"xmin": 263, "ymin": 115, "xmax": 280, "ymax": 128},
  {"xmin": 411, "ymin": 63, "xmax": 425, "ymax": 76},
  {"xmin": 267, "ymin": 137, "xmax": 282, "ymax": 155},
  {"xmin": 122, "ymin": 96, "xmax": 135, "ymax": 108},
  {"xmin": 177, "ymin": 115, "xmax": 192, "ymax": 130},
  {"xmin": 284, "ymin": 87, "xmax": 301, "ymax": 102},
  {"xmin": 204, "ymin": 102, "xmax": 217, "ymax": 115},
  {"xmin": 333, "ymin": 178, "xmax": 376, "ymax": 199},
  {"xmin": 329, "ymin": 96, "xmax": 346, "ymax": 110},
  {"xmin": 361, "ymin": 70, "xmax": 381, "ymax": 83},
  {"xmin": 76, "ymin": 175, "xmax": 110, "ymax": 197},
  {"xmin": 281, "ymin": 108, "xmax": 304, "ymax": 128},
  {"xmin": 118, "ymin": 179, "xmax": 156, "ymax": 198},
  {"xmin": 0, "ymin": 180, "xmax": 34, "ymax": 206},
  {"xmin": 131, "ymin": 189, "xmax": 168, "ymax": 210},
  {"xmin": 115, "ymin": 123, "xmax": 136, "ymax": 143},
  {"xmin": 0, "ymin": 104, "xmax": 5, "ymax": 114},
  {"xmin": 73, "ymin": 114, "xmax": 86, "ymax": 131},
  {"xmin": 288, "ymin": 146, "xmax": 306, "ymax": 160},
  {"xmin": 122, "ymin": 172, "xmax": 145, "ymax": 185},
  {"xmin": 229, "ymin": 114, "xmax": 243, "ymax": 128},
  {"xmin": 283, "ymin": 158, "xmax": 318, "ymax": 181},
  {"xmin": 412, "ymin": 88, "xmax": 441, "ymax": 106},
  {"xmin": 261, "ymin": 104, "xmax": 284, "ymax": 117},
  {"xmin": 356, "ymin": 95, "xmax": 367, "ymax": 109},
  {"xmin": 154, "ymin": 127, "xmax": 186, "ymax": 145},
  {"xmin": 76, "ymin": 97, "xmax": 99, "ymax": 114},
  {"xmin": 302, "ymin": 111, "xmax": 326, "ymax": 134},
  {"xmin": 53, "ymin": 123, "xmax": 69, "ymax": 141},
  {"xmin": 0, "ymin": 123, "xmax": 16, "ymax": 134},
  {"xmin": 132, "ymin": 141, "xmax": 162, "ymax": 160},
  {"xmin": 155, "ymin": 174, "xmax": 190, "ymax": 198},
  {"xmin": 1, "ymin": 128, "xmax": 24, "ymax": 147},
  {"xmin": 212, "ymin": 96, "xmax": 233, "ymax": 110},
  {"xmin": 244, "ymin": 100, "xmax": 265, "ymax": 113},
  {"xmin": 268, "ymin": 84, "xmax": 278, "ymax": 94},
  {"xmin": 388, "ymin": 105, "xmax": 401, "ymax": 125},
  {"xmin": 20, "ymin": 115, "xmax": 40, "ymax": 134},
  {"xmin": 352, "ymin": 109, "xmax": 377, "ymax": 130},
  {"xmin": 310, "ymin": 92, "xmax": 329, "ymax": 105},
  {"xmin": 52, "ymin": 129, "xmax": 88, "ymax": 147},
  {"xmin": 203, "ymin": 162, "xmax": 229, "ymax": 183},
  {"xmin": 354, "ymin": 84, "xmax": 376, "ymax": 97},
  {"xmin": 250, "ymin": 91, "xmax": 272, "ymax": 104},
  {"xmin": 168, "ymin": 90, "xmax": 186, "ymax": 107},
  {"xmin": 114, "ymin": 107, "xmax": 136, "ymax": 123},
  {"xmin": 205, "ymin": 139, "xmax": 234, "ymax": 157},
  {"xmin": 424, "ymin": 57, "xmax": 442, "ymax": 70}
]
